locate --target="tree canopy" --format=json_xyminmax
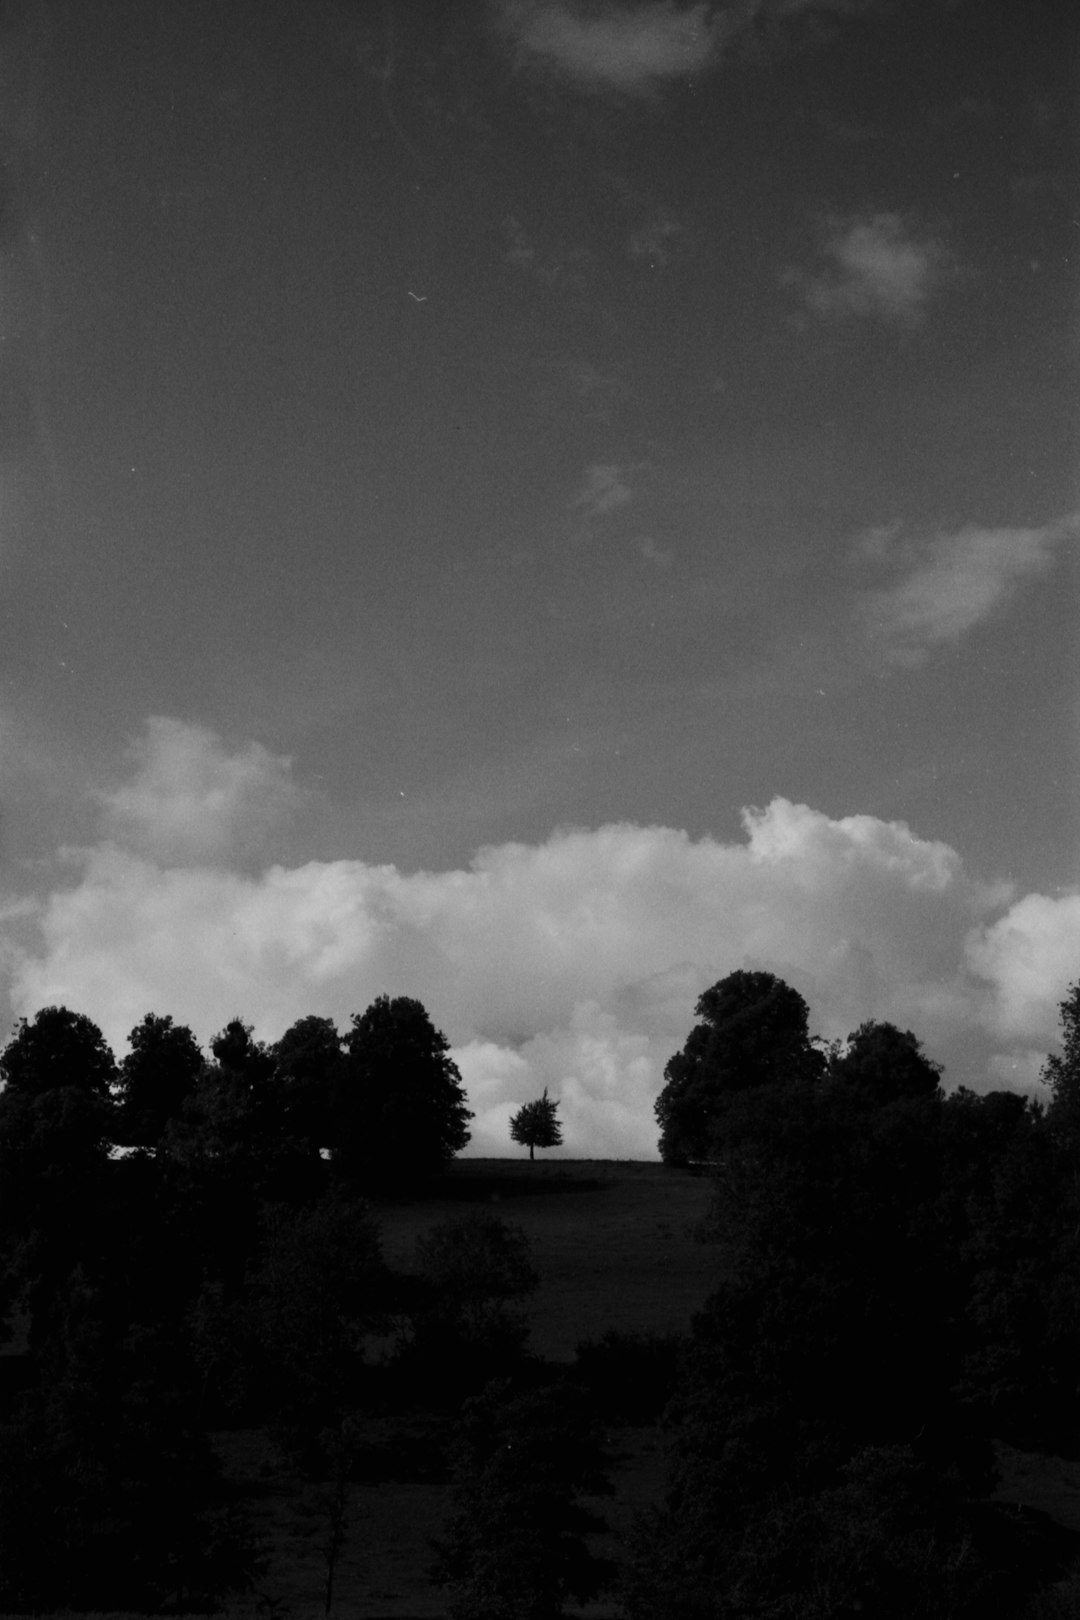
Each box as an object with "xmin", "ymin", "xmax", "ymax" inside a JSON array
[
  {"xmin": 509, "ymin": 1088, "xmax": 563, "ymax": 1159},
  {"xmin": 1043, "ymin": 980, "xmax": 1080, "ymax": 1142},
  {"xmin": 828, "ymin": 1020, "xmax": 943, "ymax": 1105},
  {"xmin": 336, "ymin": 995, "xmax": 472, "ymax": 1184},
  {"xmin": 116, "ymin": 1013, "xmax": 204, "ymax": 1149},
  {"xmin": 654, "ymin": 970, "xmax": 822, "ymax": 1164}
]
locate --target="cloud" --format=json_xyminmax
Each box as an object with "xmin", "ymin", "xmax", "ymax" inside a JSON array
[
  {"xmin": 966, "ymin": 892, "xmax": 1080, "ymax": 1046},
  {"xmin": 502, "ymin": 215, "xmax": 591, "ymax": 289},
  {"xmin": 628, "ymin": 208, "xmax": 685, "ymax": 265},
  {"xmin": 790, "ymin": 212, "xmax": 954, "ymax": 325},
  {"xmin": 855, "ymin": 513, "xmax": 1077, "ymax": 665},
  {"xmin": 572, "ymin": 461, "xmax": 634, "ymax": 518},
  {"xmin": 95, "ymin": 716, "xmax": 304, "ymax": 866},
  {"xmin": 7, "ymin": 730, "xmax": 1077, "ymax": 1153},
  {"xmin": 497, "ymin": 1, "xmax": 722, "ymax": 93},
  {"xmin": 636, "ymin": 535, "xmax": 673, "ymax": 567}
]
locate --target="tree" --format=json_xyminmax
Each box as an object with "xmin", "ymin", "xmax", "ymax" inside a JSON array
[
  {"xmin": 654, "ymin": 971, "xmax": 822, "ymax": 1164},
  {"xmin": 0, "ymin": 1006, "xmax": 116, "ymax": 1103},
  {"xmin": 1043, "ymin": 979, "xmax": 1080, "ymax": 1143},
  {"xmin": 335, "ymin": 996, "xmax": 472, "ymax": 1186},
  {"xmin": 115, "ymin": 1012, "xmax": 204, "ymax": 1149},
  {"xmin": 405, "ymin": 1212, "xmax": 540, "ymax": 1392},
  {"xmin": 271, "ymin": 1014, "xmax": 344, "ymax": 1155},
  {"xmin": 0, "ymin": 1268, "xmax": 258, "ymax": 1613},
  {"xmin": 828, "ymin": 1020, "xmax": 943, "ymax": 1106},
  {"xmin": 0, "ymin": 1009, "xmax": 116, "ymax": 1342},
  {"xmin": 510, "ymin": 1088, "xmax": 563, "ymax": 1160},
  {"xmin": 431, "ymin": 1377, "xmax": 613, "ymax": 1620}
]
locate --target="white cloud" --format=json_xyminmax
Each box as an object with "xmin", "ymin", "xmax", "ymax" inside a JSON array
[
  {"xmin": 792, "ymin": 213, "xmax": 953, "ymax": 325},
  {"xmin": 855, "ymin": 513, "xmax": 1078, "ymax": 665},
  {"xmin": 572, "ymin": 462, "xmax": 634, "ymax": 518},
  {"xmin": 966, "ymin": 892, "xmax": 1080, "ymax": 1046},
  {"xmin": 96, "ymin": 716, "xmax": 303, "ymax": 865},
  {"xmin": 497, "ymin": 1, "xmax": 721, "ymax": 94},
  {"xmin": 8, "ymin": 728, "xmax": 1078, "ymax": 1152}
]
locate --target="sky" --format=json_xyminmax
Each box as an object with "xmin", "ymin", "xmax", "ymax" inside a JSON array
[{"xmin": 0, "ymin": 0, "xmax": 1077, "ymax": 1156}]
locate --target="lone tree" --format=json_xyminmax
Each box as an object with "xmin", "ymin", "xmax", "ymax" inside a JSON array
[{"xmin": 510, "ymin": 1088, "xmax": 563, "ymax": 1160}]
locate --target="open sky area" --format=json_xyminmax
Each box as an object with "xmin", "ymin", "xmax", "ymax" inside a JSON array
[{"xmin": 0, "ymin": 0, "xmax": 1077, "ymax": 1155}]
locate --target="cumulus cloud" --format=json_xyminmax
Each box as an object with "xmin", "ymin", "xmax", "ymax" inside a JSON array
[
  {"xmin": 497, "ymin": 1, "xmax": 722, "ymax": 94},
  {"xmin": 572, "ymin": 462, "xmax": 634, "ymax": 518},
  {"xmin": 855, "ymin": 513, "xmax": 1078, "ymax": 665},
  {"xmin": 494, "ymin": 0, "xmax": 882, "ymax": 94},
  {"xmin": 791, "ymin": 213, "xmax": 954, "ymax": 325},
  {"xmin": 966, "ymin": 891, "xmax": 1080, "ymax": 1046},
  {"xmin": 96, "ymin": 716, "xmax": 304, "ymax": 865},
  {"xmin": 7, "ymin": 727, "xmax": 1077, "ymax": 1153}
]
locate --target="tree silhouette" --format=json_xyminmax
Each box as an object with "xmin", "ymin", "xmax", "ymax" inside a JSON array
[
  {"xmin": 510, "ymin": 1088, "xmax": 563, "ymax": 1159},
  {"xmin": 432, "ymin": 1377, "xmax": 613, "ymax": 1619},
  {"xmin": 116, "ymin": 1012, "xmax": 204, "ymax": 1150},
  {"xmin": 0, "ymin": 1267, "xmax": 257, "ymax": 1612},
  {"xmin": 406, "ymin": 1212, "xmax": 540, "ymax": 1393},
  {"xmin": 655, "ymin": 971, "xmax": 822, "ymax": 1164},
  {"xmin": 1043, "ymin": 979, "xmax": 1080, "ymax": 1143},
  {"xmin": 335, "ymin": 996, "xmax": 472, "ymax": 1187},
  {"xmin": 828, "ymin": 1020, "xmax": 942, "ymax": 1106},
  {"xmin": 271, "ymin": 1014, "xmax": 344, "ymax": 1156},
  {"xmin": 0, "ymin": 1008, "xmax": 116, "ymax": 1346}
]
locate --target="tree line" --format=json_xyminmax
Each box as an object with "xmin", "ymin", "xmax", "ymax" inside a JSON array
[{"xmin": 1, "ymin": 973, "xmax": 1080, "ymax": 1615}]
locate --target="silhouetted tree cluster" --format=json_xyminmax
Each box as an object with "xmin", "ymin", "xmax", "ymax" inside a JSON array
[
  {"xmin": 4, "ymin": 976, "xmax": 1080, "ymax": 1615},
  {"xmin": 0, "ymin": 993, "xmax": 474, "ymax": 1611},
  {"xmin": 628, "ymin": 971, "xmax": 1080, "ymax": 1617}
]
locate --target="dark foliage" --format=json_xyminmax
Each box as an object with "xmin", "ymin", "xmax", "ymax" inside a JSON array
[
  {"xmin": 271, "ymin": 1013, "xmax": 344, "ymax": 1154},
  {"xmin": 335, "ymin": 994, "xmax": 473, "ymax": 1187},
  {"xmin": 0, "ymin": 1269, "xmax": 258, "ymax": 1613},
  {"xmin": 400, "ymin": 1211, "xmax": 541, "ymax": 1399},
  {"xmin": 431, "ymin": 1375, "xmax": 614, "ymax": 1619},
  {"xmin": 1044, "ymin": 981, "xmax": 1080, "ymax": 1144},
  {"xmin": 628, "ymin": 1039, "xmax": 1080, "ymax": 1619},
  {"xmin": 828, "ymin": 1018, "xmax": 943, "ymax": 1104},
  {"xmin": 114, "ymin": 1011, "xmax": 204, "ymax": 1149},
  {"xmin": 572, "ymin": 1327, "xmax": 684, "ymax": 1424},
  {"xmin": 510, "ymin": 1087, "xmax": 564, "ymax": 1159},
  {"xmin": 655, "ymin": 970, "xmax": 823, "ymax": 1164},
  {"xmin": 190, "ymin": 1191, "xmax": 389, "ymax": 1428}
]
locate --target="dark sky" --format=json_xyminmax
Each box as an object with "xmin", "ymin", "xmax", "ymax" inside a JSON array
[{"xmin": 1, "ymin": 0, "xmax": 1077, "ymax": 1153}]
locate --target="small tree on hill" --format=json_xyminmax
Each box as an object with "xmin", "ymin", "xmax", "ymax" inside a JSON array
[{"xmin": 510, "ymin": 1088, "xmax": 563, "ymax": 1160}]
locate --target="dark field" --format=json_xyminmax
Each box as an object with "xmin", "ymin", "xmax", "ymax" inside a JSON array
[
  {"xmin": 10, "ymin": 1158, "xmax": 1080, "ymax": 1620},
  {"xmin": 218, "ymin": 1157, "xmax": 721, "ymax": 1620}
]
